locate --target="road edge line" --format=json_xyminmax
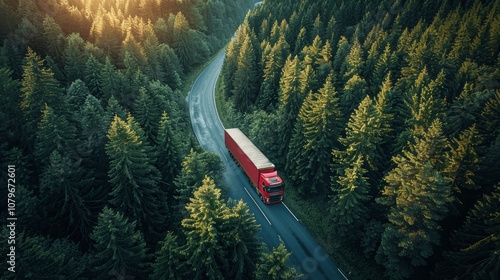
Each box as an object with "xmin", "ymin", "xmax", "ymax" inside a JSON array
[{"xmin": 244, "ymin": 187, "xmax": 272, "ymax": 225}]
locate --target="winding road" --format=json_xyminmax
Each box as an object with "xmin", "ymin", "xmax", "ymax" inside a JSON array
[{"xmin": 188, "ymin": 51, "xmax": 347, "ymax": 280}]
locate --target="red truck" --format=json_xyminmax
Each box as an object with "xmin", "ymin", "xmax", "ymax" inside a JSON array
[{"xmin": 224, "ymin": 128, "xmax": 284, "ymax": 204}]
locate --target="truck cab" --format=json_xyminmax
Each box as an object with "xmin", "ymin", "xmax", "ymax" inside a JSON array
[{"xmin": 259, "ymin": 171, "xmax": 284, "ymax": 204}]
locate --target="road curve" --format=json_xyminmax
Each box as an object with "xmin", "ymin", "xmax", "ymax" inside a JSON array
[{"xmin": 188, "ymin": 51, "xmax": 347, "ymax": 280}]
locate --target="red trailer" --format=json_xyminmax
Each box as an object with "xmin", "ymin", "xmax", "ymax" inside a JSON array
[{"xmin": 224, "ymin": 128, "xmax": 284, "ymax": 204}]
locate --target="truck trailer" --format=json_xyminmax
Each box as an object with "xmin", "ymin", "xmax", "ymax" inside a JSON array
[{"xmin": 224, "ymin": 128, "xmax": 284, "ymax": 204}]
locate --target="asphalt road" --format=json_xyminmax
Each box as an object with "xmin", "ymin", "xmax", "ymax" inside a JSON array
[{"xmin": 188, "ymin": 51, "xmax": 347, "ymax": 280}]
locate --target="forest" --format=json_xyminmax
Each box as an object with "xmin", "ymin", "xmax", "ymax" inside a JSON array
[
  {"xmin": 0, "ymin": 0, "xmax": 306, "ymax": 279},
  {"xmin": 220, "ymin": 0, "xmax": 499, "ymax": 279}
]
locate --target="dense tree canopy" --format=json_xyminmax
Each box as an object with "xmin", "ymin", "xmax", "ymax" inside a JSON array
[{"xmin": 220, "ymin": 0, "xmax": 500, "ymax": 279}]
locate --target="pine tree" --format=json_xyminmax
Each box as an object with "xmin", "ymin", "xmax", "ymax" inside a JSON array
[
  {"xmin": 34, "ymin": 105, "xmax": 77, "ymax": 166},
  {"xmin": 232, "ymin": 35, "xmax": 259, "ymax": 112},
  {"xmin": 174, "ymin": 149, "xmax": 224, "ymax": 209},
  {"xmin": 259, "ymin": 35, "xmax": 289, "ymax": 110},
  {"xmin": 67, "ymin": 79, "xmax": 91, "ymax": 112},
  {"xmin": 173, "ymin": 12, "xmax": 209, "ymax": 72},
  {"xmin": 79, "ymin": 94, "xmax": 108, "ymax": 163},
  {"xmin": 0, "ymin": 233, "xmax": 88, "ymax": 279},
  {"xmin": 329, "ymin": 155, "xmax": 371, "ymax": 239},
  {"xmin": 133, "ymin": 87, "xmax": 162, "ymax": 144},
  {"xmin": 82, "ymin": 54, "xmax": 103, "ymax": 97},
  {"xmin": 0, "ymin": 67, "xmax": 21, "ymax": 149},
  {"xmin": 278, "ymin": 55, "xmax": 304, "ymax": 160},
  {"xmin": 444, "ymin": 125, "xmax": 480, "ymax": 195},
  {"xmin": 105, "ymin": 95, "xmax": 128, "ymax": 123},
  {"xmin": 340, "ymin": 74, "xmax": 368, "ymax": 119},
  {"xmin": 152, "ymin": 232, "xmax": 183, "ymax": 279},
  {"xmin": 156, "ymin": 112, "xmax": 181, "ymax": 194},
  {"xmin": 287, "ymin": 75, "xmax": 342, "ymax": 195},
  {"xmin": 334, "ymin": 95, "xmax": 383, "ymax": 176},
  {"xmin": 255, "ymin": 243, "xmax": 302, "ymax": 280},
  {"xmin": 39, "ymin": 150, "xmax": 95, "ymax": 246},
  {"xmin": 224, "ymin": 199, "xmax": 263, "ymax": 279},
  {"xmin": 376, "ymin": 119, "xmax": 452, "ymax": 279},
  {"xmin": 42, "ymin": 15, "xmax": 65, "ymax": 63},
  {"xmin": 20, "ymin": 48, "xmax": 65, "ymax": 142},
  {"xmin": 99, "ymin": 56, "xmax": 121, "ymax": 102},
  {"xmin": 106, "ymin": 115, "xmax": 166, "ymax": 239},
  {"xmin": 181, "ymin": 176, "xmax": 228, "ymax": 280},
  {"xmin": 436, "ymin": 184, "xmax": 500, "ymax": 280},
  {"xmin": 64, "ymin": 33, "xmax": 86, "ymax": 82},
  {"xmin": 91, "ymin": 207, "xmax": 148, "ymax": 280},
  {"xmin": 181, "ymin": 177, "xmax": 262, "ymax": 280}
]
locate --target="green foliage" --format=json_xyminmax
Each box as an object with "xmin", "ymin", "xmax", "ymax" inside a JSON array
[
  {"xmin": 91, "ymin": 207, "xmax": 148, "ymax": 280},
  {"xmin": 181, "ymin": 177, "xmax": 262, "ymax": 280},
  {"xmin": 156, "ymin": 112, "xmax": 182, "ymax": 193},
  {"xmin": 21, "ymin": 48, "xmax": 65, "ymax": 141},
  {"xmin": 255, "ymin": 243, "xmax": 303, "ymax": 280},
  {"xmin": 175, "ymin": 149, "xmax": 224, "ymax": 208},
  {"xmin": 376, "ymin": 119, "xmax": 452, "ymax": 279},
  {"xmin": 330, "ymin": 155, "xmax": 371, "ymax": 239},
  {"xmin": 435, "ymin": 184, "xmax": 500, "ymax": 280},
  {"xmin": 152, "ymin": 232, "xmax": 182, "ymax": 279},
  {"xmin": 287, "ymin": 75, "xmax": 342, "ymax": 195},
  {"xmin": 106, "ymin": 115, "xmax": 167, "ymax": 239},
  {"xmin": 232, "ymin": 35, "xmax": 260, "ymax": 112},
  {"xmin": 34, "ymin": 105, "xmax": 77, "ymax": 166},
  {"xmin": 0, "ymin": 232, "xmax": 88, "ymax": 279}
]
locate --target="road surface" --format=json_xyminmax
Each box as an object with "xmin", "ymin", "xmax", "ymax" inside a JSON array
[{"xmin": 188, "ymin": 51, "xmax": 347, "ymax": 280}]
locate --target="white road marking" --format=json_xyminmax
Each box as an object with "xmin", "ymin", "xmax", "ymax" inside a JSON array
[
  {"xmin": 244, "ymin": 187, "xmax": 272, "ymax": 225},
  {"xmin": 219, "ymin": 148, "xmax": 228, "ymax": 161},
  {"xmin": 338, "ymin": 268, "xmax": 348, "ymax": 280},
  {"xmin": 282, "ymin": 202, "xmax": 299, "ymax": 222}
]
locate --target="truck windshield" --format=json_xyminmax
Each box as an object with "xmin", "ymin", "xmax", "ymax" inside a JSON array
[{"xmin": 266, "ymin": 186, "xmax": 283, "ymax": 193}]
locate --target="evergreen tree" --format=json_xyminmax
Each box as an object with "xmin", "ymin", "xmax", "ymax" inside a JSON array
[
  {"xmin": 99, "ymin": 56, "xmax": 121, "ymax": 102},
  {"xmin": 67, "ymin": 79, "xmax": 91, "ymax": 112},
  {"xmin": 105, "ymin": 95, "xmax": 128, "ymax": 123},
  {"xmin": 181, "ymin": 177, "xmax": 262, "ymax": 280},
  {"xmin": 287, "ymin": 75, "xmax": 342, "ymax": 195},
  {"xmin": 340, "ymin": 74, "xmax": 368, "ymax": 119},
  {"xmin": 152, "ymin": 232, "xmax": 182, "ymax": 279},
  {"xmin": 91, "ymin": 207, "xmax": 148, "ymax": 280},
  {"xmin": 376, "ymin": 119, "xmax": 452, "ymax": 279},
  {"xmin": 64, "ymin": 33, "xmax": 86, "ymax": 82},
  {"xmin": 334, "ymin": 95, "xmax": 383, "ymax": 176},
  {"xmin": 133, "ymin": 87, "xmax": 162, "ymax": 144},
  {"xmin": 278, "ymin": 55, "xmax": 304, "ymax": 160},
  {"xmin": 79, "ymin": 94, "xmax": 108, "ymax": 164},
  {"xmin": 106, "ymin": 115, "xmax": 166, "ymax": 240},
  {"xmin": 224, "ymin": 200, "xmax": 263, "ymax": 279},
  {"xmin": 173, "ymin": 12, "xmax": 209, "ymax": 72},
  {"xmin": 258, "ymin": 35, "xmax": 289, "ymax": 110},
  {"xmin": 174, "ymin": 149, "xmax": 224, "ymax": 209},
  {"xmin": 181, "ymin": 176, "xmax": 229, "ymax": 280},
  {"xmin": 20, "ymin": 48, "xmax": 65, "ymax": 142},
  {"xmin": 255, "ymin": 243, "xmax": 302, "ymax": 280},
  {"xmin": 156, "ymin": 112, "xmax": 181, "ymax": 194},
  {"xmin": 435, "ymin": 184, "xmax": 500, "ymax": 280},
  {"xmin": 39, "ymin": 150, "xmax": 95, "ymax": 246},
  {"xmin": 444, "ymin": 125, "xmax": 480, "ymax": 197},
  {"xmin": 1, "ymin": 233, "xmax": 88, "ymax": 279},
  {"xmin": 0, "ymin": 67, "xmax": 21, "ymax": 149},
  {"xmin": 82, "ymin": 54, "xmax": 103, "ymax": 97},
  {"xmin": 329, "ymin": 155, "xmax": 371, "ymax": 239},
  {"xmin": 34, "ymin": 105, "xmax": 77, "ymax": 166},
  {"xmin": 232, "ymin": 35, "xmax": 259, "ymax": 112},
  {"xmin": 42, "ymin": 15, "xmax": 65, "ymax": 63}
]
